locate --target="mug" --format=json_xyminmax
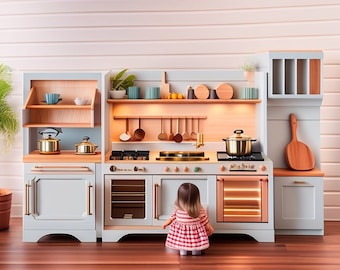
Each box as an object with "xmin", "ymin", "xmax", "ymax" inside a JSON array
[
  {"xmin": 45, "ymin": 93, "xmax": 61, "ymax": 104},
  {"xmin": 145, "ymin": 87, "xmax": 160, "ymax": 99},
  {"xmin": 128, "ymin": 86, "xmax": 140, "ymax": 99}
]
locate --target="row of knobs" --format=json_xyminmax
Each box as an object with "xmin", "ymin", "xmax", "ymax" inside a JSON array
[{"xmin": 164, "ymin": 166, "xmax": 201, "ymax": 173}]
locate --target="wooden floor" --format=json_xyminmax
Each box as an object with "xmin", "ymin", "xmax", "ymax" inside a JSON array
[{"xmin": 1, "ymin": 218, "xmax": 340, "ymax": 269}]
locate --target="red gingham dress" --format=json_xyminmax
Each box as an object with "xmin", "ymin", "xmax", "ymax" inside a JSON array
[{"xmin": 165, "ymin": 208, "xmax": 210, "ymax": 251}]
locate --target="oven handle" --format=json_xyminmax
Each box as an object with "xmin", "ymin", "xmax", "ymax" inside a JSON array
[
  {"xmin": 217, "ymin": 175, "xmax": 268, "ymax": 182},
  {"xmin": 154, "ymin": 183, "xmax": 160, "ymax": 219}
]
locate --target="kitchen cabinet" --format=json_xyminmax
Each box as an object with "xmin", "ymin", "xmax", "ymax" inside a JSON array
[
  {"xmin": 23, "ymin": 163, "xmax": 96, "ymax": 242},
  {"xmin": 274, "ymin": 169, "xmax": 324, "ymax": 235},
  {"xmin": 256, "ymin": 51, "xmax": 323, "ymax": 98}
]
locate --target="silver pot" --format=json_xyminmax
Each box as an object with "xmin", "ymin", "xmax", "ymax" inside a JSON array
[
  {"xmin": 222, "ymin": 129, "xmax": 256, "ymax": 156},
  {"xmin": 75, "ymin": 136, "xmax": 98, "ymax": 155},
  {"xmin": 39, "ymin": 135, "xmax": 60, "ymax": 154}
]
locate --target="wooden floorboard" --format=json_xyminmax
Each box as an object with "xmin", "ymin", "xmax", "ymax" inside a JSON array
[{"xmin": 1, "ymin": 218, "xmax": 340, "ymax": 269}]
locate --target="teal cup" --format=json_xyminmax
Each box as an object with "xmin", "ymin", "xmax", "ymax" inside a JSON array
[
  {"xmin": 128, "ymin": 86, "xmax": 140, "ymax": 99},
  {"xmin": 45, "ymin": 93, "xmax": 61, "ymax": 104},
  {"xmin": 145, "ymin": 87, "xmax": 160, "ymax": 99}
]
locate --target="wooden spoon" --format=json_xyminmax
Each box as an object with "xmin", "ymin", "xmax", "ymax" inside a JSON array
[
  {"xmin": 182, "ymin": 117, "xmax": 190, "ymax": 140},
  {"xmin": 190, "ymin": 117, "xmax": 197, "ymax": 140},
  {"xmin": 158, "ymin": 118, "xmax": 168, "ymax": 140},
  {"xmin": 168, "ymin": 118, "xmax": 174, "ymax": 141}
]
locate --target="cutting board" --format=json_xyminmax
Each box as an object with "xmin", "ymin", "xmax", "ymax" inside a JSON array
[
  {"xmin": 216, "ymin": 83, "xmax": 233, "ymax": 99},
  {"xmin": 285, "ymin": 113, "xmax": 315, "ymax": 170},
  {"xmin": 194, "ymin": 84, "xmax": 209, "ymax": 99},
  {"xmin": 160, "ymin": 71, "xmax": 170, "ymax": 99}
]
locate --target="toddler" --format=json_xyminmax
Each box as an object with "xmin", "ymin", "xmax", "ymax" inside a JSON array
[{"xmin": 163, "ymin": 183, "xmax": 214, "ymax": 256}]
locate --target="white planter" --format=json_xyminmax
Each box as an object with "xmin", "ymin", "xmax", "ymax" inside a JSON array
[{"xmin": 110, "ymin": 90, "xmax": 126, "ymax": 99}]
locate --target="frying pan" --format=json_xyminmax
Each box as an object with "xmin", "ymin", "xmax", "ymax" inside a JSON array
[{"xmin": 285, "ymin": 113, "xmax": 315, "ymax": 170}]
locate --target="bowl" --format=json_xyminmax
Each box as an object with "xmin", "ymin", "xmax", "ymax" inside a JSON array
[{"xmin": 74, "ymin": 98, "xmax": 88, "ymax": 105}]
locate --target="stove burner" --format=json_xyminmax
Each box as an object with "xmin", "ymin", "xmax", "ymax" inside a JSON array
[
  {"xmin": 156, "ymin": 151, "xmax": 209, "ymax": 161},
  {"xmin": 110, "ymin": 150, "xmax": 149, "ymax": 160},
  {"xmin": 217, "ymin": 152, "xmax": 264, "ymax": 161}
]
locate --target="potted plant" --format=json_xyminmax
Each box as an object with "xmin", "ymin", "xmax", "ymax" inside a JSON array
[
  {"xmin": 0, "ymin": 63, "xmax": 19, "ymax": 229},
  {"xmin": 241, "ymin": 59, "xmax": 256, "ymax": 82},
  {"xmin": 109, "ymin": 69, "xmax": 136, "ymax": 99}
]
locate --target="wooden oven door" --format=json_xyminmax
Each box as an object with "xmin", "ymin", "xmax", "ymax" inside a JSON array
[{"xmin": 217, "ymin": 176, "xmax": 268, "ymax": 222}]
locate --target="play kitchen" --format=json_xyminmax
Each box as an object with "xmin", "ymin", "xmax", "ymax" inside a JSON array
[{"xmin": 102, "ymin": 70, "xmax": 274, "ymax": 242}]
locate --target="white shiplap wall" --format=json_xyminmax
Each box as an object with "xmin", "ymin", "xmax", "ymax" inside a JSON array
[{"xmin": 1, "ymin": 0, "xmax": 340, "ymax": 219}]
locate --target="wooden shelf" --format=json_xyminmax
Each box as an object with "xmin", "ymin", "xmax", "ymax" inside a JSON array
[
  {"xmin": 274, "ymin": 168, "xmax": 324, "ymax": 177},
  {"xmin": 107, "ymin": 99, "xmax": 261, "ymax": 104},
  {"xmin": 23, "ymin": 150, "xmax": 101, "ymax": 163},
  {"xmin": 23, "ymin": 83, "xmax": 100, "ymax": 128}
]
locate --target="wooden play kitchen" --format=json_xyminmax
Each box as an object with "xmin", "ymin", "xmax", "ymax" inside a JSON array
[{"xmin": 20, "ymin": 51, "xmax": 324, "ymax": 243}]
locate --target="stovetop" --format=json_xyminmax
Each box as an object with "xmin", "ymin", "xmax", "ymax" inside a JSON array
[
  {"xmin": 217, "ymin": 152, "xmax": 264, "ymax": 161},
  {"xmin": 110, "ymin": 150, "xmax": 149, "ymax": 160}
]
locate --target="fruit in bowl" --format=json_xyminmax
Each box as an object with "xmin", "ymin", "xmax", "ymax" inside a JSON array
[{"xmin": 74, "ymin": 98, "xmax": 88, "ymax": 105}]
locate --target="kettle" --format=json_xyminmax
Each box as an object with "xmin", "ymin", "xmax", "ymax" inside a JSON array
[{"xmin": 38, "ymin": 128, "xmax": 62, "ymax": 154}]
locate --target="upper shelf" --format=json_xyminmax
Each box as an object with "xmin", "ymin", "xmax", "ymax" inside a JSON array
[
  {"xmin": 107, "ymin": 99, "xmax": 261, "ymax": 104},
  {"xmin": 23, "ymin": 81, "xmax": 101, "ymax": 128}
]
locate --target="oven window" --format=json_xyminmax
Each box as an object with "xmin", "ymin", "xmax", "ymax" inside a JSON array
[{"xmin": 111, "ymin": 179, "xmax": 145, "ymax": 219}]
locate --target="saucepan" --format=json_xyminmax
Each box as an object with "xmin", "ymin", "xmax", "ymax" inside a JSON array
[
  {"xmin": 75, "ymin": 136, "xmax": 98, "ymax": 155},
  {"xmin": 222, "ymin": 129, "xmax": 256, "ymax": 156}
]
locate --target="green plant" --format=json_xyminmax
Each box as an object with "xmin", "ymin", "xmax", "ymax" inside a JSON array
[
  {"xmin": 241, "ymin": 58, "xmax": 256, "ymax": 72},
  {"xmin": 110, "ymin": 69, "xmax": 136, "ymax": 90},
  {"xmin": 0, "ymin": 63, "xmax": 19, "ymax": 150}
]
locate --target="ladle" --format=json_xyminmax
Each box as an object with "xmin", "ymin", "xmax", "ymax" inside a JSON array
[
  {"xmin": 173, "ymin": 118, "xmax": 183, "ymax": 143},
  {"xmin": 158, "ymin": 118, "xmax": 168, "ymax": 140},
  {"xmin": 190, "ymin": 117, "xmax": 197, "ymax": 140},
  {"xmin": 134, "ymin": 118, "xmax": 145, "ymax": 141},
  {"xmin": 182, "ymin": 117, "xmax": 190, "ymax": 140},
  {"xmin": 119, "ymin": 119, "xmax": 131, "ymax": 141},
  {"xmin": 168, "ymin": 118, "xmax": 174, "ymax": 141}
]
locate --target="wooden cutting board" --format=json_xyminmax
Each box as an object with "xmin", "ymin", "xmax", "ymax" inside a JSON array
[
  {"xmin": 216, "ymin": 83, "xmax": 233, "ymax": 99},
  {"xmin": 194, "ymin": 84, "xmax": 209, "ymax": 99},
  {"xmin": 160, "ymin": 71, "xmax": 170, "ymax": 99},
  {"xmin": 285, "ymin": 113, "xmax": 315, "ymax": 170}
]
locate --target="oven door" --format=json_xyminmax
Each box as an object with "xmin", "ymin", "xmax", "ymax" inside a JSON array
[
  {"xmin": 152, "ymin": 175, "xmax": 215, "ymax": 226},
  {"xmin": 217, "ymin": 175, "xmax": 268, "ymax": 222},
  {"xmin": 104, "ymin": 175, "xmax": 153, "ymax": 226}
]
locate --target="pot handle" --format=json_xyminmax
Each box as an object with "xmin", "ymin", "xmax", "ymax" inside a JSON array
[{"xmin": 234, "ymin": 129, "xmax": 244, "ymax": 135}]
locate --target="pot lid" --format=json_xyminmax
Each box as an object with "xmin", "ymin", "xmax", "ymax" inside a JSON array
[
  {"xmin": 75, "ymin": 136, "xmax": 97, "ymax": 147},
  {"xmin": 226, "ymin": 129, "xmax": 252, "ymax": 140}
]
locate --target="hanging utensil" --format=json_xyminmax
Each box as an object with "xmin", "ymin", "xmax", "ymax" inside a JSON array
[
  {"xmin": 119, "ymin": 119, "xmax": 131, "ymax": 141},
  {"xmin": 173, "ymin": 118, "xmax": 183, "ymax": 143},
  {"xmin": 158, "ymin": 118, "xmax": 168, "ymax": 140},
  {"xmin": 168, "ymin": 118, "xmax": 174, "ymax": 141},
  {"xmin": 133, "ymin": 118, "xmax": 145, "ymax": 141},
  {"xmin": 182, "ymin": 117, "xmax": 190, "ymax": 140},
  {"xmin": 190, "ymin": 117, "xmax": 197, "ymax": 140}
]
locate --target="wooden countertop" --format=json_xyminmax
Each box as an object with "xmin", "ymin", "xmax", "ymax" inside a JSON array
[
  {"xmin": 23, "ymin": 150, "xmax": 101, "ymax": 163},
  {"xmin": 274, "ymin": 168, "xmax": 324, "ymax": 177}
]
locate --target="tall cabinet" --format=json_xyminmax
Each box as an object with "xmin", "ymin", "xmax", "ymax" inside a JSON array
[
  {"xmin": 22, "ymin": 72, "xmax": 105, "ymax": 242},
  {"xmin": 256, "ymin": 51, "xmax": 324, "ymax": 235}
]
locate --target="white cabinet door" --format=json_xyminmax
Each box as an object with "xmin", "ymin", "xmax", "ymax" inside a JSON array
[
  {"xmin": 274, "ymin": 176, "xmax": 323, "ymax": 230},
  {"xmin": 152, "ymin": 175, "xmax": 215, "ymax": 226},
  {"xmin": 24, "ymin": 164, "xmax": 95, "ymax": 230}
]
